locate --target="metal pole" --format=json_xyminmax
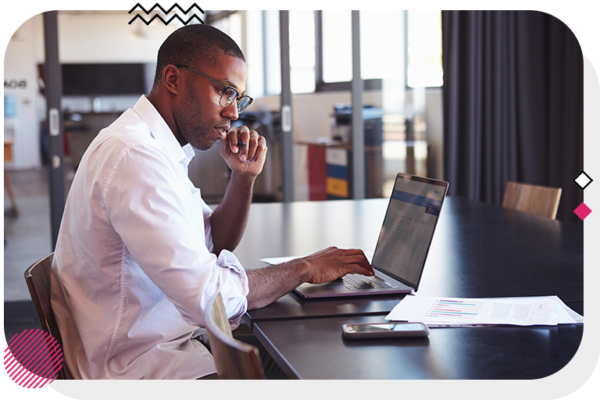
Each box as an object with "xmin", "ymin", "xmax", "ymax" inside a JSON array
[
  {"xmin": 43, "ymin": 11, "xmax": 66, "ymax": 249},
  {"xmin": 351, "ymin": 10, "xmax": 365, "ymax": 199},
  {"xmin": 279, "ymin": 10, "xmax": 294, "ymax": 202}
]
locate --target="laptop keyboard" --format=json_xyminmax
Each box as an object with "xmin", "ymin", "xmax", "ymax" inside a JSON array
[{"xmin": 341, "ymin": 274, "xmax": 397, "ymax": 290}]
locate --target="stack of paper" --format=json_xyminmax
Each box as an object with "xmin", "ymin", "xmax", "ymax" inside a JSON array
[{"xmin": 385, "ymin": 295, "xmax": 583, "ymax": 327}]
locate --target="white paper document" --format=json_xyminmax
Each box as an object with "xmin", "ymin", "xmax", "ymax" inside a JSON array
[
  {"xmin": 385, "ymin": 295, "xmax": 583, "ymax": 327},
  {"xmin": 260, "ymin": 256, "xmax": 304, "ymax": 265},
  {"xmin": 261, "ymin": 250, "xmax": 375, "ymax": 266}
]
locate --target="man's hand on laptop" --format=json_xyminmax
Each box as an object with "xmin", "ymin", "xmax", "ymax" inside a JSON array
[
  {"xmin": 246, "ymin": 247, "xmax": 373, "ymax": 309},
  {"xmin": 299, "ymin": 247, "xmax": 374, "ymax": 284}
]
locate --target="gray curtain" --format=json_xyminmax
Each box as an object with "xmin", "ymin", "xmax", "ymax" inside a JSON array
[{"xmin": 442, "ymin": 11, "xmax": 583, "ymax": 223}]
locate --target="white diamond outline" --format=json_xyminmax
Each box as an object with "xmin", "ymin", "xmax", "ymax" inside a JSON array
[{"xmin": 573, "ymin": 171, "xmax": 593, "ymax": 190}]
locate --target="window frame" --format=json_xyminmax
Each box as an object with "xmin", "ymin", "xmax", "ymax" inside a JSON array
[
  {"xmin": 219, "ymin": 10, "xmax": 442, "ymax": 96},
  {"xmin": 314, "ymin": 11, "xmax": 384, "ymax": 92},
  {"xmin": 313, "ymin": 10, "xmax": 441, "ymax": 93}
]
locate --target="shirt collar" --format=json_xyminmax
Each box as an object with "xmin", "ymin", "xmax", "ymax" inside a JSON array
[{"xmin": 132, "ymin": 95, "xmax": 194, "ymax": 167}]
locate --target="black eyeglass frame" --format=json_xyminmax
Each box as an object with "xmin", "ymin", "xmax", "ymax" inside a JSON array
[{"xmin": 176, "ymin": 65, "xmax": 253, "ymax": 113}]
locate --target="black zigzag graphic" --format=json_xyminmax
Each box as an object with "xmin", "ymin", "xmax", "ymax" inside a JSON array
[
  {"xmin": 129, "ymin": 3, "xmax": 204, "ymax": 15},
  {"xmin": 129, "ymin": 13, "xmax": 205, "ymax": 26},
  {"xmin": 128, "ymin": 3, "xmax": 205, "ymax": 25}
]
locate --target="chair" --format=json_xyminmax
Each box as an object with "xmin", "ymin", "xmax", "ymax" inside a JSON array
[
  {"xmin": 502, "ymin": 181, "xmax": 562, "ymax": 220},
  {"xmin": 24, "ymin": 253, "xmax": 73, "ymax": 380},
  {"xmin": 205, "ymin": 293, "xmax": 265, "ymax": 379}
]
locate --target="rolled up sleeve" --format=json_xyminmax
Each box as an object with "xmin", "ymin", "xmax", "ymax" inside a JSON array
[{"xmin": 200, "ymin": 250, "xmax": 248, "ymax": 328}]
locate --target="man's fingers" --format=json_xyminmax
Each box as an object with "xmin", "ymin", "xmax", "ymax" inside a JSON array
[
  {"xmin": 341, "ymin": 256, "xmax": 374, "ymax": 274},
  {"xmin": 302, "ymin": 246, "xmax": 375, "ymax": 283},
  {"xmin": 354, "ymin": 264, "xmax": 375, "ymax": 276},
  {"xmin": 246, "ymin": 131, "xmax": 259, "ymax": 161},
  {"xmin": 226, "ymin": 128, "xmax": 240, "ymax": 153},
  {"xmin": 251, "ymin": 136, "xmax": 268, "ymax": 162},
  {"xmin": 341, "ymin": 249, "xmax": 369, "ymax": 260},
  {"xmin": 340, "ymin": 250, "xmax": 373, "ymax": 276},
  {"xmin": 227, "ymin": 126, "xmax": 266, "ymax": 162},
  {"xmin": 227, "ymin": 126, "xmax": 250, "ymax": 157},
  {"xmin": 237, "ymin": 127, "xmax": 251, "ymax": 160}
]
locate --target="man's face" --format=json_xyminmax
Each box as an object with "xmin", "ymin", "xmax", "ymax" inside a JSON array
[{"xmin": 173, "ymin": 53, "xmax": 247, "ymax": 150}]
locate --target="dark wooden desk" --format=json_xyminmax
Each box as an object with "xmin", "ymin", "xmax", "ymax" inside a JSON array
[
  {"xmin": 254, "ymin": 315, "xmax": 583, "ymax": 379},
  {"xmin": 241, "ymin": 197, "xmax": 583, "ymax": 328},
  {"xmin": 236, "ymin": 197, "xmax": 583, "ymax": 379}
]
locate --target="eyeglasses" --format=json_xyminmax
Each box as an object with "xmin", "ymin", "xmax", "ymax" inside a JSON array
[{"xmin": 176, "ymin": 65, "xmax": 254, "ymax": 114}]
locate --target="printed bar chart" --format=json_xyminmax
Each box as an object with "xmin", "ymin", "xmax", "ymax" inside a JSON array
[
  {"xmin": 426, "ymin": 299, "xmax": 484, "ymax": 319},
  {"xmin": 387, "ymin": 295, "xmax": 583, "ymax": 326}
]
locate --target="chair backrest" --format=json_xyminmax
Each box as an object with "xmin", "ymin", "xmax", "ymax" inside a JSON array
[
  {"xmin": 24, "ymin": 253, "xmax": 73, "ymax": 380},
  {"xmin": 205, "ymin": 293, "xmax": 265, "ymax": 379},
  {"xmin": 502, "ymin": 181, "xmax": 562, "ymax": 220}
]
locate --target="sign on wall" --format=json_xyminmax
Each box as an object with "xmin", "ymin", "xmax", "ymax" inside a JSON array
[{"xmin": 4, "ymin": 79, "xmax": 27, "ymax": 89}]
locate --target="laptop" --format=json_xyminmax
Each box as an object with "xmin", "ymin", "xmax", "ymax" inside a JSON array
[{"xmin": 294, "ymin": 173, "xmax": 449, "ymax": 298}]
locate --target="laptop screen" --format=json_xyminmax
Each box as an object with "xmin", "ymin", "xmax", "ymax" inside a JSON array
[{"xmin": 371, "ymin": 173, "xmax": 448, "ymax": 290}]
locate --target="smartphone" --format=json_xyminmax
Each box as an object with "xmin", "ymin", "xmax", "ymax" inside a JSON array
[{"xmin": 342, "ymin": 322, "xmax": 430, "ymax": 339}]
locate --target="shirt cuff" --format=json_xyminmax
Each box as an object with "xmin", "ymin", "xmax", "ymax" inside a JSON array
[{"xmin": 202, "ymin": 249, "xmax": 249, "ymax": 329}]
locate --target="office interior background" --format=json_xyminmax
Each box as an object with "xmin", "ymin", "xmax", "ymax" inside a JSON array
[{"xmin": 4, "ymin": 10, "xmax": 583, "ymax": 338}]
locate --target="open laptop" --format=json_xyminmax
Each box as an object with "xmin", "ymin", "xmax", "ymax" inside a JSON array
[{"xmin": 294, "ymin": 173, "xmax": 449, "ymax": 298}]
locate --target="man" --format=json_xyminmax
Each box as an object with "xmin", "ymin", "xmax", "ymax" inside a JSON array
[{"xmin": 51, "ymin": 24, "xmax": 372, "ymax": 379}]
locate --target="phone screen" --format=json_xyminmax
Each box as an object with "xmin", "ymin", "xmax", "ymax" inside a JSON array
[{"xmin": 347, "ymin": 323, "xmax": 424, "ymax": 333}]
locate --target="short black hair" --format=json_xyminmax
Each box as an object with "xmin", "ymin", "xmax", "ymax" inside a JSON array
[{"xmin": 152, "ymin": 24, "xmax": 245, "ymax": 88}]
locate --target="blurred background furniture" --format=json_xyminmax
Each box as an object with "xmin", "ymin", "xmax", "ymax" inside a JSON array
[
  {"xmin": 502, "ymin": 181, "xmax": 562, "ymax": 219},
  {"xmin": 205, "ymin": 292, "xmax": 265, "ymax": 379},
  {"xmin": 24, "ymin": 253, "xmax": 73, "ymax": 380}
]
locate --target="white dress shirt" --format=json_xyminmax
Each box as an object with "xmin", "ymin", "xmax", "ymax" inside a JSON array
[{"xmin": 51, "ymin": 96, "xmax": 249, "ymax": 379}]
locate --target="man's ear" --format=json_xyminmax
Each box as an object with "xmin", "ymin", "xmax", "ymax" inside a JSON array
[{"xmin": 162, "ymin": 64, "xmax": 182, "ymax": 95}]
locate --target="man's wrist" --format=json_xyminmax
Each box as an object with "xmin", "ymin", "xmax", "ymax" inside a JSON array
[
  {"xmin": 287, "ymin": 259, "xmax": 311, "ymax": 285},
  {"xmin": 230, "ymin": 169, "xmax": 258, "ymax": 183}
]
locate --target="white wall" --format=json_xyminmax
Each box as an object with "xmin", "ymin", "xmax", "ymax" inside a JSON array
[{"xmin": 57, "ymin": 12, "xmax": 179, "ymax": 63}]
